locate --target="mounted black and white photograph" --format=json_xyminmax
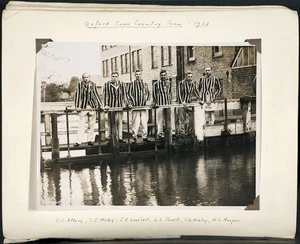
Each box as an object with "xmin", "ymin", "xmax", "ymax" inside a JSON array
[{"xmin": 38, "ymin": 41, "xmax": 259, "ymax": 207}]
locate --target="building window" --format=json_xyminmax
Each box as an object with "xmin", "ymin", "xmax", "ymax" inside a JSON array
[
  {"xmin": 187, "ymin": 46, "xmax": 195, "ymax": 61},
  {"xmin": 102, "ymin": 59, "xmax": 109, "ymax": 77},
  {"xmin": 102, "ymin": 45, "xmax": 109, "ymax": 51},
  {"xmin": 151, "ymin": 46, "xmax": 158, "ymax": 69},
  {"xmin": 212, "ymin": 46, "xmax": 223, "ymax": 57},
  {"xmin": 121, "ymin": 53, "xmax": 130, "ymax": 74},
  {"xmin": 111, "ymin": 57, "xmax": 118, "ymax": 73},
  {"xmin": 232, "ymin": 46, "xmax": 256, "ymax": 69},
  {"xmin": 161, "ymin": 46, "xmax": 172, "ymax": 67},
  {"xmin": 132, "ymin": 49, "xmax": 142, "ymax": 72}
]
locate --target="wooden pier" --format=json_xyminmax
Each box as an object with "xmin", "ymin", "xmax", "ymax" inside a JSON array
[{"xmin": 40, "ymin": 97, "xmax": 256, "ymax": 163}]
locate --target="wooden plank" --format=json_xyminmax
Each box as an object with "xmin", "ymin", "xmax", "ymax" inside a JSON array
[
  {"xmin": 205, "ymin": 100, "xmax": 241, "ymax": 112},
  {"xmin": 204, "ymin": 121, "xmax": 245, "ymax": 137}
]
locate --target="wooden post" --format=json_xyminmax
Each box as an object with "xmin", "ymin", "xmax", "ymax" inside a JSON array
[
  {"xmin": 224, "ymin": 98, "xmax": 228, "ymax": 131},
  {"xmin": 175, "ymin": 107, "xmax": 179, "ymax": 135},
  {"xmin": 44, "ymin": 113, "xmax": 51, "ymax": 146},
  {"xmin": 51, "ymin": 113, "xmax": 59, "ymax": 160},
  {"xmin": 154, "ymin": 107, "xmax": 157, "ymax": 152},
  {"xmin": 65, "ymin": 108, "xmax": 71, "ymax": 158},
  {"xmin": 109, "ymin": 111, "xmax": 120, "ymax": 156},
  {"xmin": 98, "ymin": 109, "xmax": 102, "ymax": 155},
  {"xmin": 221, "ymin": 98, "xmax": 230, "ymax": 147},
  {"xmin": 164, "ymin": 107, "xmax": 172, "ymax": 151},
  {"xmin": 126, "ymin": 109, "xmax": 131, "ymax": 154}
]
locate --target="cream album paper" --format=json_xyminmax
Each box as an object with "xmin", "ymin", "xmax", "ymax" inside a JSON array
[{"xmin": 2, "ymin": 2, "xmax": 298, "ymax": 243}]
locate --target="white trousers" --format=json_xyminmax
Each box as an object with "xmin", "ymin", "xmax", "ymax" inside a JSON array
[
  {"xmin": 107, "ymin": 111, "xmax": 123, "ymax": 140},
  {"xmin": 76, "ymin": 110, "xmax": 96, "ymax": 144},
  {"xmin": 156, "ymin": 107, "xmax": 165, "ymax": 136},
  {"xmin": 132, "ymin": 110, "xmax": 148, "ymax": 139}
]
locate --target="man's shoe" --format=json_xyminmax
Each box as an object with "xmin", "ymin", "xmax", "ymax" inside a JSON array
[
  {"xmin": 88, "ymin": 141, "xmax": 94, "ymax": 146},
  {"xmin": 74, "ymin": 143, "xmax": 80, "ymax": 147},
  {"xmin": 132, "ymin": 138, "xmax": 137, "ymax": 144},
  {"xmin": 119, "ymin": 139, "xmax": 126, "ymax": 143},
  {"xmin": 143, "ymin": 138, "xmax": 151, "ymax": 143}
]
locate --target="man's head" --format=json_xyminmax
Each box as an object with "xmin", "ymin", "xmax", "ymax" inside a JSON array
[
  {"xmin": 160, "ymin": 69, "xmax": 167, "ymax": 81},
  {"xmin": 111, "ymin": 71, "xmax": 119, "ymax": 82},
  {"xmin": 82, "ymin": 72, "xmax": 90, "ymax": 82},
  {"xmin": 186, "ymin": 71, "xmax": 193, "ymax": 82},
  {"xmin": 135, "ymin": 69, "xmax": 142, "ymax": 80},
  {"xmin": 205, "ymin": 67, "xmax": 212, "ymax": 76}
]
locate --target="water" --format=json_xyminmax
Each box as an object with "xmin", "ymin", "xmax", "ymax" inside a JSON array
[{"xmin": 40, "ymin": 145, "xmax": 256, "ymax": 207}]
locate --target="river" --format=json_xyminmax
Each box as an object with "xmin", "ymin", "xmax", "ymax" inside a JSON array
[{"xmin": 40, "ymin": 144, "xmax": 256, "ymax": 207}]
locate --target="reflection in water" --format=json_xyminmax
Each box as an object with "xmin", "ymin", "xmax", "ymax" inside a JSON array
[{"xmin": 40, "ymin": 145, "xmax": 256, "ymax": 206}]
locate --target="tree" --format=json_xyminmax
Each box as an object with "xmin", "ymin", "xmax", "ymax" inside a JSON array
[{"xmin": 45, "ymin": 83, "xmax": 64, "ymax": 102}]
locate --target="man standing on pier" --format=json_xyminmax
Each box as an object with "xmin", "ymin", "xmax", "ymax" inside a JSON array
[
  {"xmin": 74, "ymin": 72, "xmax": 103, "ymax": 147},
  {"xmin": 152, "ymin": 69, "xmax": 172, "ymax": 139},
  {"xmin": 177, "ymin": 71, "xmax": 202, "ymax": 134},
  {"xmin": 103, "ymin": 71, "xmax": 128, "ymax": 143},
  {"xmin": 127, "ymin": 69, "xmax": 150, "ymax": 144},
  {"xmin": 198, "ymin": 66, "xmax": 222, "ymax": 125}
]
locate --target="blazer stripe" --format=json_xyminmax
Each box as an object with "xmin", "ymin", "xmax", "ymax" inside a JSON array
[
  {"xmin": 103, "ymin": 80, "xmax": 128, "ymax": 107},
  {"xmin": 127, "ymin": 79, "xmax": 150, "ymax": 106},
  {"xmin": 177, "ymin": 79, "xmax": 201, "ymax": 104},
  {"xmin": 75, "ymin": 81, "xmax": 102, "ymax": 109},
  {"xmin": 198, "ymin": 75, "xmax": 221, "ymax": 102},
  {"xmin": 152, "ymin": 79, "xmax": 172, "ymax": 105}
]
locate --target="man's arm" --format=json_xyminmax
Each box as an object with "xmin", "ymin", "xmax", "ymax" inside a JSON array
[
  {"xmin": 177, "ymin": 81, "xmax": 183, "ymax": 104},
  {"xmin": 152, "ymin": 81, "xmax": 157, "ymax": 104},
  {"xmin": 127, "ymin": 82, "xmax": 134, "ymax": 105},
  {"xmin": 92, "ymin": 83, "xmax": 103, "ymax": 108}
]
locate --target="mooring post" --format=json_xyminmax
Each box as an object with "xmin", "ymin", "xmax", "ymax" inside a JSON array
[
  {"xmin": 109, "ymin": 110, "xmax": 120, "ymax": 156},
  {"xmin": 164, "ymin": 107, "xmax": 172, "ymax": 152},
  {"xmin": 51, "ymin": 112, "xmax": 59, "ymax": 160},
  {"xmin": 224, "ymin": 98, "xmax": 228, "ymax": 131},
  {"xmin": 221, "ymin": 98, "xmax": 230, "ymax": 147},
  {"xmin": 65, "ymin": 107, "xmax": 71, "ymax": 158},
  {"xmin": 97, "ymin": 109, "xmax": 102, "ymax": 155},
  {"xmin": 154, "ymin": 107, "xmax": 158, "ymax": 152},
  {"xmin": 44, "ymin": 113, "xmax": 51, "ymax": 146},
  {"xmin": 126, "ymin": 108, "xmax": 131, "ymax": 154}
]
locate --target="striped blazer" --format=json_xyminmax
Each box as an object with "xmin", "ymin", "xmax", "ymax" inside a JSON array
[
  {"xmin": 152, "ymin": 79, "xmax": 172, "ymax": 106},
  {"xmin": 198, "ymin": 75, "xmax": 222, "ymax": 102},
  {"xmin": 127, "ymin": 79, "xmax": 150, "ymax": 106},
  {"xmin": 103, "ymin": 80, "xmax": 128, "ymax": 107},
  {"xmin": 75, "ymin": 81, "xmax": 102, "ymax": 109},
  {"xmin": 177, "ymin": 79, "xmax": 201, "ymax": 104}
]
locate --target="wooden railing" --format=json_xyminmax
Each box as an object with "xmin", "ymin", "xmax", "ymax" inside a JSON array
[{"xmin": 40, "ymin": 97, "xmax": 256, "ymax": 161}]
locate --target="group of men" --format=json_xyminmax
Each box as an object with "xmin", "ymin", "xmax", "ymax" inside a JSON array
[{"xmin": 73, "ymin": 67, "xmax": 221, "ymax": 147}]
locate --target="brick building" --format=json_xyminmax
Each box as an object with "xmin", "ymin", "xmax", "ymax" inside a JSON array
[
  {"xmin": 179, "ymin": 46, "xmax": 257, "ymax": 100},
  {"xmin": 100, "ymin": 45, "xmax": 257, "ymax": 101},
  {"xmin": 100, "ymin": 45, "xmax": 178, "ymax": 101}
]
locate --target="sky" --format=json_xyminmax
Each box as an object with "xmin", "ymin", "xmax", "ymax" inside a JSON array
[{"xmin": 37, "ymin": 42, "xmax": 101, "ymax": 84}]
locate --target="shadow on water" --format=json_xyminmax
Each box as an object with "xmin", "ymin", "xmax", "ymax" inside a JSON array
[{"xmin": 40, "ymin": 144, "xmax": 256, "ymax": 207}]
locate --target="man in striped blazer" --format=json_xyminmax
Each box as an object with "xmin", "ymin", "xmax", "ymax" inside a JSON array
[
  {"xmin": 198, "ymin": 66, "xmax": 222, "ymax": 124},
  {"xmin": 103, "ymin": 71, "xmax": 128, "ymax": 143},
  {"xmin": 177, "ymin": 71, "xmax": 202, "ymax": 134},
  {"xmin": 152, "ymin": 69, "xmax": 172, "ymax": 139},
  {"xmin": 127, "ymin": 69, "xmax": 150, "ymax": 144},
  {"xmin": 74, "ymin": 72, "xmax": 103, "ymax": 147}
]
